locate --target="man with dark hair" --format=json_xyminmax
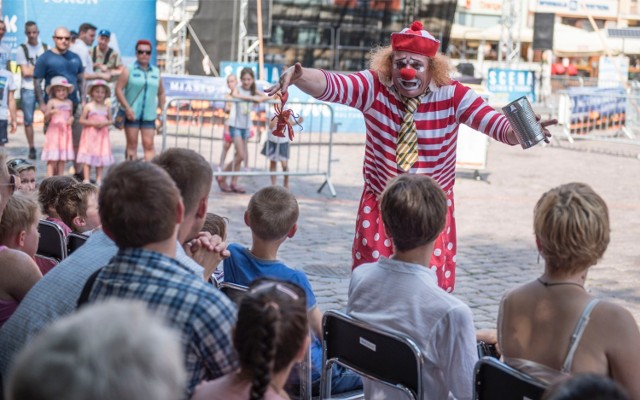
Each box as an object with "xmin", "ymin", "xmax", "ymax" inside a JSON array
[
  {"xmin": 16, "ymin": 21, "xmax": 48, "ymax": 159},
  {"xmin": 87, "ymin": 161, "xmax": 237, "ymax": 398},
  {"xmin": 70, "ymin": 23, "xmax": 110, "ymax": 82},
  {"xmin": 152, "ymin": 147, "xmax": 227, "ymax": 282}
]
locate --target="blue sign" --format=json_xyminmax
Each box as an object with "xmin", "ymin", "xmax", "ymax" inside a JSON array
[
  {"xmin": 566, "ymin": 87, "xmax": 626, "ymax": 125},
  {"xmin": 487, "ymin": 68, "xmax": 536, "ymax": 103},
  {"xmin": 162, "ymin": 73, "xmax": 366, "ymax": 134},
  {"xmin": 219, "ymin": 62, "xmax": 283, "ymax": 84},
  {"xmin": 2, "ymin": 0, "xmax": 156, "ymax": 63},
  {"xmin": 163, "ymin": 74, "xmax": 228, "ymax": 101}
]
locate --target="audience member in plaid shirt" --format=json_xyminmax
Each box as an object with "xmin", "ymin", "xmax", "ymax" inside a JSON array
[{"xmin": 86, "ymin": 161, "xmax": 237, "ymax": 398}]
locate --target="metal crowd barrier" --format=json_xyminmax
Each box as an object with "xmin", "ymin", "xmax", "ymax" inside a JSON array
[
  {"xmin": 160, "ymin": 97, "xmax": 337, "ymax": 196},
  {"xmin": 556, "ymin": 87, "xmax": 640, "ymax": 145}
]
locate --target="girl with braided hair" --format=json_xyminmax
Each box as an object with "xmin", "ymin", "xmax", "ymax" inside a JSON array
[{"xmin": 192, "ymin": 278, "xmax": 309, "ymax": 400}]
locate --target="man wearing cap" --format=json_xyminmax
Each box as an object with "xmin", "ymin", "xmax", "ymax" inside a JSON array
[
  {"xmin": 92, "ymin": 30, "xmax": 123, "ymax": 81},
  {"xmin": 69, "ymin": 23, "xmax": 111, "ymax": 83},
  {"xmin": 6, "ymin": 159, "xmax": 37, "ymax": 192},
  {"xmin": 269, "ymin": 21, "xmax": 557, "ymax": 292}
]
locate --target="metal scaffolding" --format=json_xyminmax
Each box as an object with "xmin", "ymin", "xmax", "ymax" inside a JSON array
[
  {"xmin": 238, "ymin": 0, "xmax": 261, "ymax": 64},
  {"xmin": 497, "ymin": 0, "xmax": 521, "ymax": 66},
  {"xmin": 165, "ymin": 0, "xmax": 190, "ymax": 74}
]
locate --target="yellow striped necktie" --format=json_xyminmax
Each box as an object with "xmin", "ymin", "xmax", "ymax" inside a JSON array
[{"xmin": 396, "ymin": 95, "xmax": 423, "ymax": 171}]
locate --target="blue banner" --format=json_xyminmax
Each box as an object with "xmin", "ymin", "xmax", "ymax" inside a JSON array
[
  {"xmin": 219, "ymin": 61, "xmax": 284, "ymax": 84},
  {"xmin": 162, "ymin": 73, "xmax": 366, "ymax": 134},
  {"xmin": 486, "ymin": 68, "xmax": 536, "ymax": 104},
  {"xmin": 2, "ymin": 0, "xmax": 156, "ymax": 64}
]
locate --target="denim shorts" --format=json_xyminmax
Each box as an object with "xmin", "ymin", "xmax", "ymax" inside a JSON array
[
  {"xmin": 229, "ymin": 126, "xmax": 250, "ymax": 140},
  {"xmin": 124, "ymin": 119, "xmax": 156, "ymax": 129},
  {"xmin": 20, "ymin": 88, "xmax": 37, "ymax": 126},
  {"xmin": 0, "ymin": 120, "xmax": 7, "ymax": 144}
]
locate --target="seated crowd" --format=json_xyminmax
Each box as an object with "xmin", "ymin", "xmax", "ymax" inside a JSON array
[{"xmin": 0, "ymin": 149, "xmax": 638, "ymax": 400}]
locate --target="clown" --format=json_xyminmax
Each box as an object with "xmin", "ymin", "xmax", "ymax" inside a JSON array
[{"xmin": 268, "ymin": 21, "xmax": 556, "ymax": 292}]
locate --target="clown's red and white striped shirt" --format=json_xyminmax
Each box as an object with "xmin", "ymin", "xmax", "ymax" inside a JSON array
[{"xmin": 317, "ymin": 69, "xmax": 515, "ymax": 195}]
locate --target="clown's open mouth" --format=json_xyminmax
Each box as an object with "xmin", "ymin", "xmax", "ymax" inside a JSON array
[{"xmin": 399, "ymin": 80, "xmax": 421, "ymax": 90}]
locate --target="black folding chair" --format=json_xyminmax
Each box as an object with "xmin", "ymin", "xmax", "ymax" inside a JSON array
[
  {"xmin": 320, "ymin": 310, "xmax": 422, "ymax": 400},
  {"xmin": 218, "ymin": 281, "xmax": 248, "ymax": 305},
  {"xmin": 37, "ymin": 219, "xmax": 67, "ymax": 261},
  {"xmin": 67, "ymin": 232, "xmax": 89, "ymax": 255},
  {"xmin": 473, "ymin": 357, "xmax": 547, "ymax": 400}
]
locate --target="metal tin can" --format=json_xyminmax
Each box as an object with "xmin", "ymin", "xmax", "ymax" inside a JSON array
[{"xmin": 502, "ymin": 96, "xmax": 545, "ymax": 149}]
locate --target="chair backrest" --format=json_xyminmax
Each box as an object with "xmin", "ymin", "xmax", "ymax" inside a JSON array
[
  {"xmin": 218, "ymin": 282, "xmax": 248, "ymax": 305},
  {"xmin": 67, "ymin": 232, "xmax": 89, "ymax": 255},
  {"xmin": 37, "ymin": 219, "xmax": 67, "ymax": 261},
  {"xmin": 474, "ymin": 357, "xmax": 547, "ymax": 400},
  {"xmin": 320, "ymin": 310, "xmax": 422, "ymax": 400},
  {"xmin": 34, "ymin": 254, "xmax": 59, "ymax": 275}
]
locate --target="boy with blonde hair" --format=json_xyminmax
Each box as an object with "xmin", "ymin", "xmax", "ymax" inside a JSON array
[
  {"xmin": 0, "ymin": 193, "xmax": 43, "ymax": 326},
  {"xmin": 0, "ymin": 193, "xmax": 41, "ymax": 258},
  {"xmin": 223, "ymin": 186, "xmax": 361, "ymax": 395},
  {"xmin": 55, "ymin": 183, "xmax": 100, "ymax": 234}
]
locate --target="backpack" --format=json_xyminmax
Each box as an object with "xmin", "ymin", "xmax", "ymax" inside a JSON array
[
  {"xmin": 92, "ymin": 46, "xmax": 113, "ymax": 66},
  {"xmin": 20, "ymin": 42, "xmax": 48, "ymax": 65}
]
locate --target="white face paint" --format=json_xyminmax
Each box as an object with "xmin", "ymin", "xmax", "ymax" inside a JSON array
[{"xmin": 391, "ymin": 51, "xmax": 431, "ymax": 98}]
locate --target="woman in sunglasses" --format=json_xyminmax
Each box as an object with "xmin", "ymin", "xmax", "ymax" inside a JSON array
[{"xmin": 115, "ymin": 39, "xmax": 165, "ymax": 161}]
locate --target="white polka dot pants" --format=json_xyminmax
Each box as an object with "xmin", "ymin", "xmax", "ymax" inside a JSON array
[{"xmin": 352, "ymin": 188, "xmax": 457, "ymax": 292}]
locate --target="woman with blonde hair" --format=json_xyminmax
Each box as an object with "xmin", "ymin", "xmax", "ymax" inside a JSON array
[{"xmin": 498, "ymin": 182, "xmax": 640, "ymax": 398}]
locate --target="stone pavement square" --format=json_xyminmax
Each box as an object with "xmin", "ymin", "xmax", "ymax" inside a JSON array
[{"xmin": 5, "ymin": 124, "xmax": 640, "ymax": 330}]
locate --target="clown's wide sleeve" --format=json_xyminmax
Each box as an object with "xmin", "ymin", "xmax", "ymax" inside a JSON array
[
  {"xmin": 316, "ymin": 69, "xmax": 377, "ymax": 112},
  {"xmin": 452, "ymin": 82, "xmax": 517, "ymax": 146}
]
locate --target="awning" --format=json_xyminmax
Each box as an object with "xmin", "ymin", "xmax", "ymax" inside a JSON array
[{"xmin": 450, "ymin": 23, "xmax": 533, "ymax": 42}]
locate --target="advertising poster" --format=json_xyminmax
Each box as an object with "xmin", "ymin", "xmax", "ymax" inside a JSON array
[{"xmin": 2, "ymin": 0, "xmax": 156, "ymax": 64}]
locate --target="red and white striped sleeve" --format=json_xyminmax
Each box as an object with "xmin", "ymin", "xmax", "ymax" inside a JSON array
[
  {"xmin": 316, "ymin": 70, "xmax": 377, "ymax": 112},
  {"xmin": 452, "ymin": 82, "xmax": 516, "ymax": 146}
]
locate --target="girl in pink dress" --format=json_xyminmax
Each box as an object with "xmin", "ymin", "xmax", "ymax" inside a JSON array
[
  {"xmin": 77, "ymin": 80, "xmax": 114, "ymax": 185},
  {"xmin": 41, "ymin": 76, "xmax": 75, "ymax": 177}
]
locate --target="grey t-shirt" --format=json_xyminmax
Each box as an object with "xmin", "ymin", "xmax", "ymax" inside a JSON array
[{"xmin": 15, "ymin": 42, "xmax": 46, "ymax": 90}]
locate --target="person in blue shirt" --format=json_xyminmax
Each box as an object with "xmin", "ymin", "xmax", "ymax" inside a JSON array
[
  {"xmin": 223, "ymin": 186, "xmax": 362, "ymax": 396},
  {"xmin": 34, "ymin": 26, "xmax": 85, "ymax": 180}
]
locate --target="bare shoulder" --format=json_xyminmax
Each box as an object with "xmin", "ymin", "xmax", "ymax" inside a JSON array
[
  {"xmin": 0, "ymin": 248, "xmax": 39, "ymax": 272},
  {"xmin": 592, "ymin": 300, "xmax": 639, "ymax": 330}
]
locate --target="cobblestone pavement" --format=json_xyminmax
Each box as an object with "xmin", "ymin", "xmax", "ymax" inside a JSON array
[{"xmin": 8, "ymin": 124, "xmax": 640, "ymax": 329}]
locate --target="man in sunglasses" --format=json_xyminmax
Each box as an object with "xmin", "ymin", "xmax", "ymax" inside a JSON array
[{"xmin": 34, "ymin": 26, "xmax": 85, "ymax": 179}]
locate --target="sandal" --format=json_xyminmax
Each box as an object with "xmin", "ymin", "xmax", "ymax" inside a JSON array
[
  {"xmin": 216, "ymin": 177, "xmax": 232, "ymax": 193},
  {"xmin": 230, "ymin": 184, "xmax": 246, "ymax": 194}
]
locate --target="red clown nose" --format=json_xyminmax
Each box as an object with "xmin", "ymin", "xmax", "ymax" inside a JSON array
[{"xmin": 400, "ymin": 67, "xmax": 416, "ymax": 81}]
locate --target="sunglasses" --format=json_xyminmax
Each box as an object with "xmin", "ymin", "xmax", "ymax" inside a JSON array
[
  {"xmin": 137, "ymin": 50, "xmax": 152, "ymax": 55},
  {"xmin": 0, "ymin": 175, "xmax": 17, "ymax": 196},
  {"xmin": 54, "ymin": 36, "xmax": 70, "ymax": 41}
]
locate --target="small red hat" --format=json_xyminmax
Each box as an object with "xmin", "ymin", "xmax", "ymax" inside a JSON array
[{"xmin": 391, "ymin": 21, "xmax": 440, "ymax": 57}]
